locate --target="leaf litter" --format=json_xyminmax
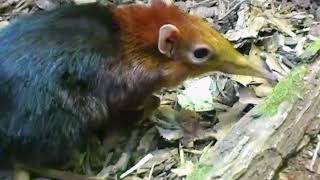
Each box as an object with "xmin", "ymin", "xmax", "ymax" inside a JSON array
[{"xmin": 1, "ymin": 0, "xmax": 320, "ymax": 179}]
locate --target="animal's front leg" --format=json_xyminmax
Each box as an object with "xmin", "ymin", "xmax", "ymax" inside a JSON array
[
  {"xmin": 101, "ymin": 95, "xmax": 160, "ymax": 152},
  {"xmin": 141, "ymin": 95, "xmax": 160, "ymax": 120}
]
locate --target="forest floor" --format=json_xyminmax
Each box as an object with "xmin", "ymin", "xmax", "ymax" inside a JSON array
[{"xmin": 1, "ymin": 0, "xmax": 320, "ymax": 179}]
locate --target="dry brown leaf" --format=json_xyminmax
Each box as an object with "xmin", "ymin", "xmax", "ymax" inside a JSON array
[
  {"xmin": 292, "ymin": 0, "xmax": 310, "ymax": 8},
  {"xmin": 153, "ymin": 107, "xmax": 191, "ymax": 143},
  {"xmin": 310, "ymin": 23, "xmax": 320, "ymax": 37},
  {"xmin": 189, "ymin": 6, "xmax": 218, "ymax": 18},
  {"xmin": 234, "ymin": 2, "xmax": 248, "ymax": 30},
  {"xmin": 215, "ymin": 78, "xmax": 238, "ymax": 106},
  {"xmin": 137, "ymin": 127, "xmax": 158, "ymax": 153},
  {"xmin": 295, "ymin": 36, "xmax": 307, "ymax": 56},
  {"xmin": 226, "ymin": 16, "xmax": 267, "ymax": 41},
  {"xmin": 262, "ymin": 33, "xmax": 282, "ymax": 53},
  {"xmin": 154, "ymin": 106, "xmax": 176, "ymax": 123},
  {"xmin": 278, "ymin": 58, "xmax": 291, "ymax": 74},
  {"xmin": 215, "ymin": 102, "xmax": 247, "ymax": 140},
  {"xmin": 177, "ymin": 110, "xmax": 203, "ymax": 147},
  {"xmin": 215, "ymin": 75, "xmax": 228, "ymax": 94},
  {"xmin": 266, "ymin": 13, "xmax": 296, "ymax": 37},
  {"xmin": 35, "ymin": 0, "xmax": 59, "ymax": 10},
  {"xmin": 252, "ymin": 83, "xmax": 273, "ymax": 97},
  {"xmin": 156, "ymin": 126, "xmax": 183, "ymax": 141},
  {"xmin": 140, "ymin": 149, "xmax": 178, "ymax": 169},
  {"xmin": 154, "ymin": 107, "xmax": 214, "ymax": 147},
  {"xmin": 264, "ymin": 53, "xmax": 288, "ymax": 76},
  {"xmin": 225, "ymin": 4, "xmax": 267, "ymax": 41},
  {"xmin": 0, "ymin": 21, "xmax": 9, "ymax": 29},
  {"xmin": 238, "ymin": 87, "xmax": 263, "ymax": 105},
  {"xmin": 171, "ymin": 161, "xmax": 194, "ymax": 177},
  {"xmin": 231, "ymin": 75, "xmax": 266, "ymax": 86}
]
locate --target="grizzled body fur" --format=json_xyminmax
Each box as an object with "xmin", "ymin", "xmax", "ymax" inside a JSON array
[{"xmin": 0, "ymin": 4, "xmax": 159, "ymax": 166}]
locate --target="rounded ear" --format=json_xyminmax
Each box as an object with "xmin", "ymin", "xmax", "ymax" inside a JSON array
[
  {"xmin": 158, "ymin": 24, "xmax": 180, "ymax": 58},
  {"xmin": 148, "ymin": 0, "xmax": 173, "ymax": 6}
]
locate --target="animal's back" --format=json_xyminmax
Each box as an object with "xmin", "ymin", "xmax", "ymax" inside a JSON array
[{"xmin": 0, "ymin": 3, "xmax": 120, "ymax": 166}]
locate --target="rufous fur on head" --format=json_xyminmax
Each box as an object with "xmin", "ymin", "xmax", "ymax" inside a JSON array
[{"xmin": 112, "ymin": 0, "xmax": 275, "ymax": 87}]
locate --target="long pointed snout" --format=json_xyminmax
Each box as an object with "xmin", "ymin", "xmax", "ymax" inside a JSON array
[
  {"xmin": 201, "ymin": 22, "xmax": 277, "ymax": 82},
  {"xmin": 215, "ymin": 49, "xmax": 277, "ymax": 82},
  {"xmin": 230, "ymin": 54, "xmax": 276, "ymax": 81}
]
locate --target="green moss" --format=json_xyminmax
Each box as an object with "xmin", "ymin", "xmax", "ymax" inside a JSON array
[
  {"xmin": 300, "ymin": 37, "xmax": 320, "ymax": 60},
  {"xmin": 258, "ymin": 65, "xmax": 308, "ymax": 116},
  {"xmin": 187, "ymin": 164, "xmax": 213, "ymax": 180}
]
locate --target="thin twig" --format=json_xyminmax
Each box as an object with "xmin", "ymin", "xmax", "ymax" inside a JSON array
[
  {"xmin": 218, "ymin": 0, "xmax": 246, "ymax": 20},
  {"xmin": 120, "ymin": 153, "xmax": 154, "ymax": 179},
  {"xmin": 309, "ymin": 135, "xmax": 320, "ymax": 171},
  {"xmin": 147, "ymin": 164, "xmax": 155, "ymax": 180},
  {"xmin": 179, "ymin": 143, "xmax": 185, "ymax": 165}
]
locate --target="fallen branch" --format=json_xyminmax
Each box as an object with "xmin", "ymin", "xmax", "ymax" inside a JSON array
[{"xmin": 188, "ymin": 58, "xmax": 320, "ymax": 180}]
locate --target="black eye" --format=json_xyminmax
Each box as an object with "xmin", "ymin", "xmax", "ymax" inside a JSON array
[{"xmin": 193, "ymin": 48, "xmax": 210, "ymax": 59}]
